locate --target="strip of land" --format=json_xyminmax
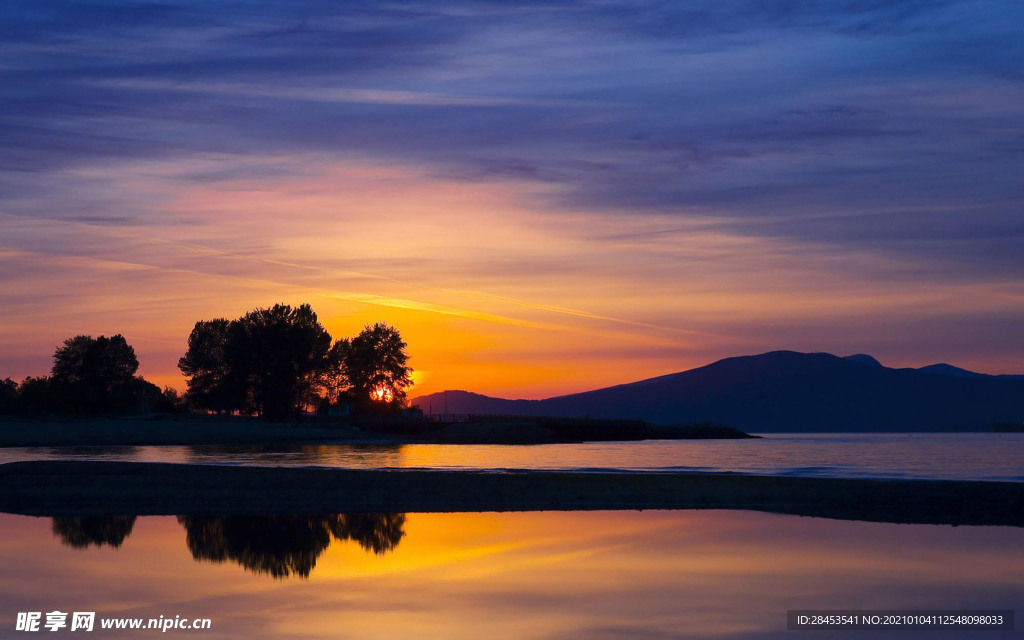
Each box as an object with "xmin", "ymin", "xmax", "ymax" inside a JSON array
[
  {"xmin": 0, "ymin": 416, "xmax": 753, "ymax": 447},
  {"xmin": 1, "ymin": 461, "xmax": 1021, "ymax": 527}
]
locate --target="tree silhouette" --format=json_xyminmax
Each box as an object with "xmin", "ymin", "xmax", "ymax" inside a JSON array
[
  {"xmin": 48, "ymin": 334, "xmax": 158, "ymax": 414},
  {"xmin": 229, "ymin": 304, "xmax": 333, "ymax": 419},
  {"xmin": 178, "ymin": 304, "xmax": 413, "ymax": 417},
  {"xmin": 179, "ymin": 305, "xmax": 333, "ymax": 418},
  {"xmin": 178, "ymin": 318, "xmax": 233, "ymax": 413},
  {"xmin": 53, "ymin": 335, "xmax": 138, "ymax": 385},
  {"xmin": 337, "ymin": 323, "xmax": 413, "ymax": 413},
  {"xmin": 11, "ymin": 376, "xmax": 51, "ymax": 414},
  {"xmin": 51, "ymin": 516, "xmax": 137, "ymax": 549},
  {"xmin": 0, "ymin": 378, "xmax": 16, "ymax": 414}
]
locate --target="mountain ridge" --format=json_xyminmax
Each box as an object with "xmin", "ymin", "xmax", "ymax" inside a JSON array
[{"xmin": 411, "ymin": 351, "xmax": 1024, "ymax": 432}]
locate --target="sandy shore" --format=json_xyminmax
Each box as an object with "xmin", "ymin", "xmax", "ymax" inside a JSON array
[{"xmin": 1, "ymin": 461, "xmax": 1021, "ymax": 527}]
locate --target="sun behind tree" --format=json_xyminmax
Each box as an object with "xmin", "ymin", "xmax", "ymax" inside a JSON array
[
  {"xmin": 179, "ymin": 305, "xmax": 412, "ymax": 418},
  {"xmin": 334, "ymin": 322, "xmax": 413, "ymax": 414}
]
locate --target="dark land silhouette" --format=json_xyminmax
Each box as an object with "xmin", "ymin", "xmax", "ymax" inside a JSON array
[
  {"xmin": 6, "ymin": 461, "xmax": 1024, "ymax": 528},
  {"xmin": 1, "ymin": 303, "xmax": 413, "ymax": 421},
  {"xmin": 3, "ymin": 306, "xmax": 1020, "ymax": 436},
  {"xmin": 412, "ymin": 351, "xmax": 1024, "ymax": 432},
  {"xmin": 1, "ymin": 335, "xmax": 175, "ymax": 416},
  {"xmin": 0, "ymin": 414, "xmax": 752, "ymax": 447}
]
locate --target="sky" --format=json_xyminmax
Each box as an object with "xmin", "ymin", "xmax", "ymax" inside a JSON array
[{"xmin": 1, "ymin": 0, "xmax": 1022, "ymax": 398}]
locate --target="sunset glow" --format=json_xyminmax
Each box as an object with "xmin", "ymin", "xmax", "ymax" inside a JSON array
[{"xmin": 1, "ymin": 2, "xmax": 1021, "ymax": 399}]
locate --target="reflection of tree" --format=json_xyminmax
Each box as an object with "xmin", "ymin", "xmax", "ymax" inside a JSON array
[
  {"xmin": 176, "ymin": 514, "xmax": 406, "ymax": 579},
  {"xmin": 330, "ymin": 513, "xmax": 406, "ymax": 555},
  {"xmin": 52, "ymin": 516, "xmax": 137, "ymax": 549}
]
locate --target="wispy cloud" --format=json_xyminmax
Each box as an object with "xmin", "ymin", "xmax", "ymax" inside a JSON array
[
  {"xmin": 2, "ymin": 0, "xmax": 1023, "ymax": 390},
  {"xmin": 330, "ymin": 293, "xmax": 556, "ymax": 330},
  {"xmin": 92, "ymin": 79, "xmax": 608, "ymax": 108}
]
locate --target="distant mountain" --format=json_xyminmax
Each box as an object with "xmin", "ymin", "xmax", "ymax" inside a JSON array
[
  {"xmin": 412, "ymin": 390, "xmax": 542, "ymax": 416},
  {"xmin": 917, "ymin": 362, "xmax": 1024, "ymax": 382},
  {"xmin": 917, "ymin": 363, "xmax": 986, "ymax": 378},
  {"xmin": 412, "ymin": 351, "xmax": 1024, "ymax": 432},
  {"xmin": 843, "ymin": 354, "xmax": 883, "ymax": 368}
]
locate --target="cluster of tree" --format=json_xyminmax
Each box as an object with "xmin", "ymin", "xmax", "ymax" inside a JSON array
[
  {"xmin": 0, "ymin": 302, "xmax": 411, "ymax": 419},
  {"xmin": 178, "ymin": 303, "xmax": 412, "ymax": 419},
  {"xmin": 0, "ymin": 335, "xmax": 180, "ymax": 416}
]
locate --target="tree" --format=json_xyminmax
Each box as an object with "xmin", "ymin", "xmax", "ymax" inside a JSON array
[
  {"xmin": 178, "ymin": 319, "xmax": 233, "ymax": 413},
  {"xmin": 179, "ymin": 304, "xmax": 333, "ymax": 419},
  {"xmin": 339, "ymin": 322, "xmax": 413, "ymax": 413},
  {"xmin": 231, "ymin": 304, "xmax": 333, "ymax": 419},
  {"xmin": 155, "ymin": 386, "xmax": 187, "ymax": 413},
  {"xmin": 0, "ymin": 378, "xmax": 16, "ymax": 414},
  {"xmin": 50, "ymin": 334, "xmax": 143, "ymax": 413},
  {"xmin": 52, "ymin": 334, "xmax": 138, "ymax": 385},
  {"xmin": 177, "ymin": 304, "xmax": 413, "ymax": 418},
  {"xmin": 12, "ymin": 376, "xmax": 52, "ymax": 414}
]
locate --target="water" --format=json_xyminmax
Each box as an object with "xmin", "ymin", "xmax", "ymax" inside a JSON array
[
  {"xmin": 2, "ymin": 435, "xmax": 1021, "ymax": 636},
  {"xmin": 1, "ymin": 433, "xmax": 1022, "ymax": 481},
  {"xmin": 0, "ymin": 510, "xmax": 1019, "ymax": 639}
]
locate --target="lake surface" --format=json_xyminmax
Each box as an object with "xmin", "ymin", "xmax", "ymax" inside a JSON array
[
  {"xmin": 1, "ymin": 433, "xmax": 1022, "ymax": 481},
  {"xmin": 0, "ymin": 510, "xmax": 1019, "ymax": 639}
]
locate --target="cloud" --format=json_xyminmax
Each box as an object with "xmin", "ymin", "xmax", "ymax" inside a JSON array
[
  {"xmin": 330, "ymin": 293, "xmax": 555, "ymax": 329},
  {"xmin": 2, "ymin": 0, "xmax": 1023, "ymax": 389}
]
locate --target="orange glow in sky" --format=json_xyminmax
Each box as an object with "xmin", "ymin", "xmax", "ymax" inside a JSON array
[
  {"xmin": 1, "ymin": 1, "xmax": 1023, "ymax": 400},
  {"xmin": 2, "ymin": 156, "xmax": 1023, "ymax": 399}
]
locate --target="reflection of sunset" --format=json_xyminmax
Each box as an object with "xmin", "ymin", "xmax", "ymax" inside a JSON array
[{"xmin": 2, "ymin": 511, "xmax": 1021, "ymax": 639}]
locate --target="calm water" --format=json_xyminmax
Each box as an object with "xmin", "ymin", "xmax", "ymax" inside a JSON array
[
  {"xmin": 0, "ymin": 510, "xmax": 1019, "ymax": 639},
  {"xmin": 1, "ymin": 433, "xmax": 1022, "ymax": 481}
]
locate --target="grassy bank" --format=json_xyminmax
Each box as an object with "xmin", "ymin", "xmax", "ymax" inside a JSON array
[{"xmin": 1, "ymin": 460, "xmax": 1021, "ymax": 527}]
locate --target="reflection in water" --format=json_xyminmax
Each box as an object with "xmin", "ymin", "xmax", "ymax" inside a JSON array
[
  {"xmin": 51, "ymin": 516, "xmax": 137, "ymax": 549},
  {"xmin": 178, "ymin": 514, "xmax": 406, "ymax": 578},
  {"xmin": 336, "ymin": 513, "xmax": 405, "ymax": 554},
  {"xmin": 184, "ymin": 443, "xmax": 405, "ymax": 469},
  {"xmin": 41, "ymin": 446, "xmax": 140, "ymax": 457},
  {"xmin": 180, "ymin": 515, "xmax": 330, "ymax": 578},
  {"xmin": 7, "ymin": 511, "xmax": 1021, "ymax": 639},
  {"xmin": 2, "ymin": 434, "xmax": 1022, "ymax": 481},
  {"xmin": 51, "ymin": 514, "xmax": 406, "ymax": 578}
]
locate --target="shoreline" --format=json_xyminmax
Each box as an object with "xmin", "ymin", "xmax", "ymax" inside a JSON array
[
  {"xmin": 1, "ymin": 460, "xmax": 1022, "ymax": 527},
  {"xmin": 0, "ymin": 415, "xmax": 754, "ymax": 447}
]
